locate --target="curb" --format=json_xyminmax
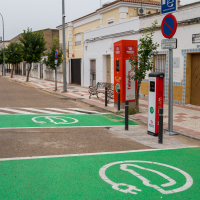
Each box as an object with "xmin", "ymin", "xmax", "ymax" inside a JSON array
[{"xmin": 3, "ymin": 76, "xmax": 200, "ymax": 141}]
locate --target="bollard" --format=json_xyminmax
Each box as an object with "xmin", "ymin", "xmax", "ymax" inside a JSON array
[
  {"xmin": 105, "ymin": 87, "xmax": 107, "ymax": 107},
  {"xmin": 118, "ymin": 89, "xmax": 120, "ymax": 111},
  {"xmin": 158, "ymin": 108, "xmax": 163, "ymax": 144},
  {"xmin": 125, "ymin": 100, "xmax": 129, "ymax": 130}
]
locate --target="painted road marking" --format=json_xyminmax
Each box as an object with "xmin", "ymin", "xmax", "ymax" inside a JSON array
[
  {"xmin": 99, "ymin": 161, "xmax": 193, "ymax": 195},
  {"xmin": 0, "ymin": 147, "xmax": 199, "ymax": 199},
  {"xmin": 0, "ymin": 108, "xmax": 36, "ymax": 114},
  {"xmin": 32, "ymin": 116, "xmax": 79, "ymax": 125},
  {"xmin": 68, "ymin": 108, "xmax": 102, "ymax": 114},
  {"xmin": 0, "ymin": 111, "xmax": 7, "ymax": 115},
  {"xmin": 0, "ymin": 108, "xmax": 103, "ymax": 115},
  {"xmin": 21, "ymin": 108, "xmax": 62, "ymax": 114},
  {"xmin": 0, "ymin": 114, "xmax": 137, "ymax": 129},
  {"xmin": 44, "ymin": 108, "xmax": 84, "ymax": 114}
]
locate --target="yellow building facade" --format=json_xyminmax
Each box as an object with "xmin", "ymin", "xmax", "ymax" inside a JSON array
[{"xmin": 57, "ymin": 0, "xmax": 160, "ymax": 61}]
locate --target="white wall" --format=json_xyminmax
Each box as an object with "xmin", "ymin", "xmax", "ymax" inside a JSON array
[
  {"xmin": 141, "ymin": 3, "xmax": 200, "ymax": 82},
  {"xmin": 83, "ymin": 17, "xmax": 140, "ymax": 87}
]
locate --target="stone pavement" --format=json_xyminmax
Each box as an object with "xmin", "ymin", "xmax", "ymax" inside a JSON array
[{"xmin": 4, "ymin": 75, "xmax": 200, "ymax": 141}]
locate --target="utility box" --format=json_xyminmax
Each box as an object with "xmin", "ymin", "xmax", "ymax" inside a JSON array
[
  {"xmin": 114, "ymin": 40, "xmax": 138, "ymax": 109},
  {"xmin": 148, "ymin": 72, "xmax": 165, "ymax": 136}
]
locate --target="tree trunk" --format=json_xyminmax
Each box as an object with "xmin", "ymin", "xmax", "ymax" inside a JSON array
[
  {"xmin": 26, "ymin": 64, "xmax": 32, "ymax": 82},
  {"xmin": 135, "ymin": 81, "xmax": 141, "ymax": 113},
  {"xmin": 11, "ymin": 64, "xmax": 15, "ymax": 78}
]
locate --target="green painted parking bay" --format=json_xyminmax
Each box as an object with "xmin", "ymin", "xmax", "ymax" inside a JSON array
[
  {"xmin": 0, "ymin": 114, "xmax": 137, "ymax": 129},
  {"xmin": 0, "ymin": 147, "xmax": 199, "ymax": 199}
]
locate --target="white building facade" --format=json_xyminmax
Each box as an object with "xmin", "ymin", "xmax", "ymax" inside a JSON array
[{"xmin": 83, "ymin": 1, "xmax": 200, "ymax": 106}]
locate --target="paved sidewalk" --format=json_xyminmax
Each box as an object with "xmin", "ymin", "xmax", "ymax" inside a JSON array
[{"xmin": 4, "ymin": 75, "xmax": 200, "ymax": 140}]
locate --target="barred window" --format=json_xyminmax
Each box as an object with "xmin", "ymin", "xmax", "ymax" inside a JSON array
[{"xmin": 75, "ymin": 34, "xmax": 81, "ymax": 46}]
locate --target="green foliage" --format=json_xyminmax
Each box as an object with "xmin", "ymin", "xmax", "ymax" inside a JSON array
[
  {"xmin": 19, "ymin": 28, "xmax": 46, "ymax": 81},
  {"xmin": 43, "ymin": 37, "xmax": 63, "ymax": 70},
  {"xmin": 129, "ymin": 19, "xmax": 159, "ymax": 82},
  {"xmin": 19, "ymin": 28, "xmax": 46, "ymax": 64},
  {"xmin": 5, "ymin": 42, "xmax": 23, "ymax": 65},
  {"xmin": 128, "ymin": 19, "xmax": 159, "ymax": 112},
  {"xmin": 0, "ymin": 49, "xmax": 3, "ymax": 64},
  {"xmin": 128, "ymin": 107, "xmax": 136, "ymax": 115}
]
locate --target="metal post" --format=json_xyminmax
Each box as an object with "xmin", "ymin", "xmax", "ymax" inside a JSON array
[
  {"xmin": 158, "ymin": 108, "xmax": 163, "ymax": 144},
  {"xmin": 55, "ymin": 65, "xmax": 57, "ymax": 91},
  {"xmin": 0, "ymin": 13, "xmax": 5, "ymax": 76},
  {"xmin": 166, "ymin": 49, "xmax": 176, "ymax": 135},
  {"xmin": 62, "ymin": 0, "xmax": 67, "ymax": 92},
  {"xmin": 125, "ymin": 100, "xmax": 129, "ymax": 130},
  {"xmin": 118, "ymin": 89, "xmax": 120, "ymax": 111},
  {"xmin": 105, "ymin": 87, "xmax": 107, "ymax": 107}
]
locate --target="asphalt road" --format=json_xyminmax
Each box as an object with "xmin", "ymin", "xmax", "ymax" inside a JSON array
[{"xmin": 0, "ymin": 76, "xmax": 148, "ymax": 158}]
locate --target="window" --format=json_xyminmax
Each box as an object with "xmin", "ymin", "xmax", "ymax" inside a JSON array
[
  {"xmin": 154, "ymin": 54, "xmax": 166, "ymax": 74},
  {"xmin": 75, "ymin": 34, "xmax": 81, "ymax": 46},
  {"xmin": 107, "ymin": 17, "xmax": 114, "ymax": 25}
]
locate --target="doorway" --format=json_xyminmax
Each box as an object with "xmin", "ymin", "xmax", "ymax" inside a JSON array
[
  {"xmin": 191, "ymin": 53, "xmax": 200, "ymax": 105},
  {"xmin": 90, "ymin": 60, "xmax": 96, "ymax": 86},
  {"xmin": 106, "ymin": 55, "xmax": 111, "ymax": 83},
  {"xmin": 71, "ymin": 59, "xmax": 81, "ymax": 85}
]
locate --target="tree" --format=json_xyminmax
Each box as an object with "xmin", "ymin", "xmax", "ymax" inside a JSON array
[
  {"xmin": 129, "ymin": 19, "xmax": 159, "ymax": 113},
  {"xmin": 19, "ymin": 28, "xmax": 46, "ymax": 82},
  {"xmin": 43, "ymin": 37, "xmax": 63, "ymax": 91},
  {"xmin": 0, "ymin": 48, "xmax": 3, "ymax": 75},
  {"xmin": 5, "ymin": 42, "xmax": 23, "ymax": 78},
  {"xmin": 0, "ymin": 47, "xmax": 7, "ymax": 75}
]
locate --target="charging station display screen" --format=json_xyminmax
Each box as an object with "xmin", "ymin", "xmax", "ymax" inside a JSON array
[
  {"xmin": 150, "ymin": 81, "xmax": 155, "ymax": 92},
  {"xmin": 116, "ymin": 60, "xmax": 119, "ymax": 71}
]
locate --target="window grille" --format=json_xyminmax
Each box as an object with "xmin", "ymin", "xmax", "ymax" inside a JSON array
[
  {"xmin": 75, "ymin": 34, "xmax": 81, "ymax": 46},
  {"xmin": 154, "ymin": 54, "xmax": 166, "ymax": 74}
]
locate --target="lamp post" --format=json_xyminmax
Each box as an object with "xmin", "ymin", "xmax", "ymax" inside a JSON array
[
  {"xmin": 0, "ymin": 13, "xmax": 5, "ymax": 76},
  {"xmin": 62, "ymin": 0, "xmax": 67, "ymax": 92}
]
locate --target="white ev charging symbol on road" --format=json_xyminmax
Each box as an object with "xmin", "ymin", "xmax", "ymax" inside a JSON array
[
  {"xmin": 32, "ymin": 116, "xmax": 78, "ymax": 125},
  {"xmin": 99, "ymin": 161, "xmax": 193, "ymax": 195}
]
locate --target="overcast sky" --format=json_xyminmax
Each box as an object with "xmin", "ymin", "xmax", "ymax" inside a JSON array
[{"xmin": 0, "ymin": 0, "xmax": 199, "ymax": 40}]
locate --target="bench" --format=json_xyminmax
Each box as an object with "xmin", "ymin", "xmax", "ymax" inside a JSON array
[{"xmin": 89, "ymin": 82, "xmax": 114, "ymax": 102}]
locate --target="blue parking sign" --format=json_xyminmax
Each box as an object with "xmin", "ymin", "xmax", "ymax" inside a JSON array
[{"xmin": 161, "ymin": 0, "xmax": 177, "ymax": 15}]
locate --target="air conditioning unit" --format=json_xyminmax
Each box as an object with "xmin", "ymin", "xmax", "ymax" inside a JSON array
[{"xmin": 138, "ymin": 8, "xmax": 146, "ymax": 15}]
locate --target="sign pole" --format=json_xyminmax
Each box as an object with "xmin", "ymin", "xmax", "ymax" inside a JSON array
[
  {"xmin": 161, "ymin": 14, "xmax": 178, "ymax": 136},
  {"xmin": 55, "ymin": 64, "xmax": 57, "ymax": 91},
  {"xmin": 55, "ymin": 50, "xmax": 59, "ymax": 92},
  {"xmin": 62, "ymin": 0, "xmax": 67, "ymax": 92},
  {"xmin": 168, "ymin": 49, "xmax": 174, "ymax": 135}
]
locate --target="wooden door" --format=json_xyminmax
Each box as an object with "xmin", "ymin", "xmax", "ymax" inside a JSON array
[
  {"xmin": 191, "ymin": 53, "xmax": 200, "ymax": 105},
  {"xmin": 106, "ymin": 55, "xmax": 111, "ymax": 83}
]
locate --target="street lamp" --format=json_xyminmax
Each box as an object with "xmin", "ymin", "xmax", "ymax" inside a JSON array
[
  {"xmin": 62, "ymin": 0, "xmax": 67, "ymax": 92},
  {"xmin": 0, "ymin": 13, "xmax": 5, "ymax": 76}
]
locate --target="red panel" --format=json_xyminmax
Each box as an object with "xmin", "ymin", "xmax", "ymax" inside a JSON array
[
  {"xmin": 155, "ymin": 77, "xmax": 164, "ymax": 134},
  {"xmin": 114, "ymin": 40, "xmax": 138, "ymax": 104}
]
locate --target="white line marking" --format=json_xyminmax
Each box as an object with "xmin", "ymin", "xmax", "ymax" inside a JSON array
[
  {"xmin": 44, "ymin": 108, "xmax": 83, "ymax": 114},
  {"xmin": 0, "ymin": 147, "xmax": 197, "ymax": 161},
  {"xmin": 21, "ymin": 108, "xmax": 62, "ymax": 114},
  {"xmin": 0, "ymin": 125, "xmax": 127, "ymax": 130},
  {"xmin": 0, "ymin": 108, "xmax": 36, "ymax": 114},
  {"xmin": 0, "ymin": 111, "xmax": 8, "ymax": 114},
  {"xmin": 32, "ymin": 116, "xmax": 79, "ymax": 124},
  {"xmin": 68, "ymin": 108, "xmax": 101, "ymax": 114}
]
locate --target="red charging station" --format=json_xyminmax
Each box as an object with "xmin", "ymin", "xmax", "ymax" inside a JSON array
[
  {"xmin": 148, "ymin": 72, "xmax": 165, "ymax": 136},
  {"xmin": 114, "ymin": 40, "xmax": 138, "ymax": 108}
]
